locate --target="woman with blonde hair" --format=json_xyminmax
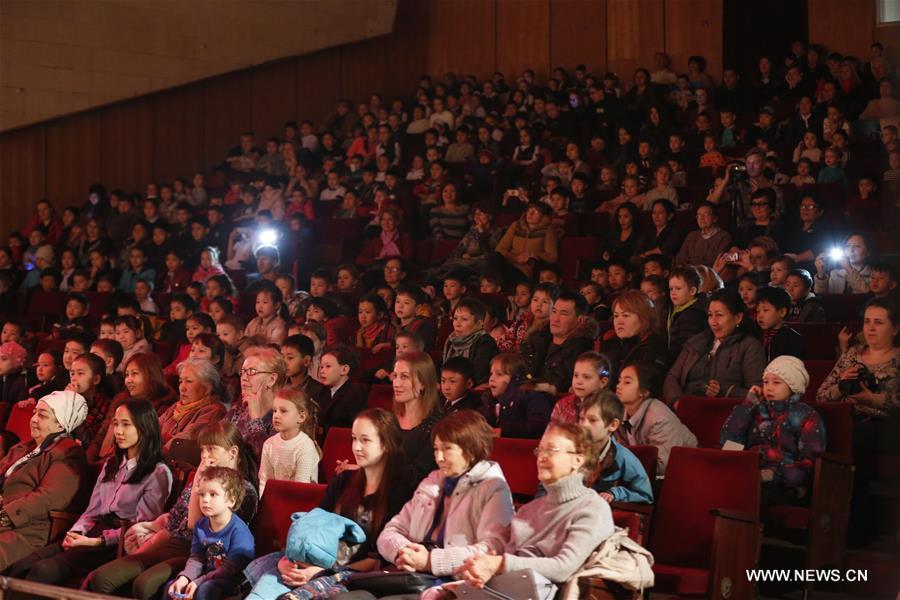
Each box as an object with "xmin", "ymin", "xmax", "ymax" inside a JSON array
[
  {"xmin": 602, "ymin": 290, "xmax": 668, "ymax": 386},
  {"xmin": 391, "ymin": 351, "xmax": 442, "ymax": 481},
  {"xmin": 228, "ymin": 345, "xmax": 287, "ymax": 460}
]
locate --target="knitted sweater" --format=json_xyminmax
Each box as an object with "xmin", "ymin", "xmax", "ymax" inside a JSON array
[{"xmin": 503, "ymin": 472, "xmax": 614, "ymax": 583}]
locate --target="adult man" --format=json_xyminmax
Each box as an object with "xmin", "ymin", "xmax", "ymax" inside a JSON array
[
  {"xmin": 709, "ymin": 148, "xmax": 784, "ymax": 227},
  {"xmin": 529, "ymin": 290, "xmax": 595, "ymax": 395}
]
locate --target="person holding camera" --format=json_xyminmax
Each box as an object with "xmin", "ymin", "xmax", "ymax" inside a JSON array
[
  {"xmin": 708, "ymin": 148, "xmax": 784, "ymax": 228},
  {"xmin": 815, "ymin": 297, "xmax": 899, "ymax": 544},
  {"xmin": 813, "ymin": 232, "xmax": 874, "ymax": 294}
]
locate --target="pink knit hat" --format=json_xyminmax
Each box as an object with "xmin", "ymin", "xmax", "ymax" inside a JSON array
[{"xmin": 0, "ymin": 342, "xmax": 28, "ymax": 369}]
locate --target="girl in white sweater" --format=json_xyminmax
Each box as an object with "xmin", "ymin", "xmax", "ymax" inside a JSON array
[{"xmin": 258, "ymin": 386, "xmax": 320, "ymax": 495}]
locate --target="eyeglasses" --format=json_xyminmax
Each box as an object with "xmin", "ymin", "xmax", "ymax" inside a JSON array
[
  {"xmin": 384, "ymin": 267, "xmax": 402, "ymax": 273},
  {"xmin": 239, "ymin": 368, "xmax": 273, "ymax": 378},
  {"xmin": 750, "ymin": 201, "xmax": 770, "ymax": 207},
  {"xmin": 533, "ymin": 447, "xmax": 579, "ymax": 457},
  {"xmin": 799, "ymin": 204, "xmax": 818, "ymax": 210}
]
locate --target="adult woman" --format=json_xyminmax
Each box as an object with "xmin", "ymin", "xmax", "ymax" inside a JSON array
[
  {"xmin": 637, "ymin": 199, "xmax": 684, "ymax": 259},
  {"xmin": 356, "ymin": 208, "xmax": 414, "ymax": 267},
  {"xmin": 391, "ymin": 351, "xmax": 442, "ymax": 482},
  {"xmin": 675, "ymin": 201, "xmax": 732, "ymax": 267},
  {"xmin": 158, "ymin": 359, "xmax": 227, "ymax": 454},
  {"xmin": 623, "ymin": 68, "xmax": 660, "ymax": 128},
  {"xmin": 816, "ymin": 298, "xmax": 899, "ymax": 542},
  {"xmin": 456, "ymin": 422, "xmax": 614, "ymax": 597},
  {"xmin": 87, "ymin": 422, "xmax": 258, "ymax": 600},
  {"xmin": 0, "ymin": 391, "xmax": 89, "ymax": 570},
  {"xmin": 245, "ymin": 409, "xmax": 414, "ymax": 599},
  {"xmin": 228, "ymin": 345, "xmax": 286, "ymax": 459},
  {"xmin": 428, "ymin": 183, "xmax": 470, "ymax": 241},
  {"xmin": 22, "ymin": 200, "xmax": 63, "ymax": 247},
  {"xmin": 86, "ymin": 352, "xmax": 176, "ymax": 461},
  {"xmin": 12, "ymin": 399, "xmax": 171, "ymax": 586},
  {"xmin": 781, "ymin": 193, "xmax": 831, "ymax": 271},
  {"xmin": 602, "ymin": 291, "xmax": 668, "ymax": 386},
  {"xmin": 664, "ymin": 288, "xmax": 765, "ymax": 402},
  {"xmin": 814, "ymin": 232, "xmax": 873, "ymax": 294},
  {"xmin": 493, "ymin": 202, "xmax": 558, "ymax": 281},
  {"xmin": 599, "ymin": 202, "xmax": 642, "ymax": 263},
  {"xmin": 436, "ymin": 203, "xmax": 501, "ymax": 277},
  {"xmin": 376, "ymin": 410, "xmax": 514, "ymax": 585},
  {"xmin": 734, "ymin": 188, "xmax": 786, "ymax": 250}
]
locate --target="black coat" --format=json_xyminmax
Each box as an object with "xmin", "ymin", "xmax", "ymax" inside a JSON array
[
  {"xmin": 316, "ymin": 380, "xmax": 366, "ymax": 437},
  {"xmin": 667, "ymin": 297, "xmax": 708, "ymax": 366},
  {"xmin": 759, "ymin": 325, "xmax": 805, "ymax": 363},
  {"xmin": 603, "ymin": 333, "xmax": 668, "ymax": 387}
]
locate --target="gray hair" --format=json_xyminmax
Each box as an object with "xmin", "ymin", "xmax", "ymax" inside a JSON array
[{"xmin": 177, "ymin": 358, "xmax": 227, "ymax": 401}]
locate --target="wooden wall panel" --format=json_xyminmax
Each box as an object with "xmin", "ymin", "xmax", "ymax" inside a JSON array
[
  {"xmin": 878, "ymin": 23, "xmax": 900, "ymax": 68},
  {"xmin": 426, "ymin": 0, "xmax": 497, "ymax": 79},
  {"xmin": 251, "ymin": 59, "xmax": 298, "ymax": 140},
  {"xmin": 340, "ymin": 38, "xmax": 387, "ymax": 105},
  {"xmin": 496, "ymin": 0, "xmax": 551, "ymax": 79},
  {"xmin": 809, "ymin": 0, "xmax": 875, "ymax": 59},
  {"xmin": 296, "ymin": 51, "xmax": 342, "ymax": 128},
  {"xmin": 382, "ymin": 0, "xmax": 429, "ymax": 99},
  {"xmin": 153, "ymin": 85, "xmax": 204, "ymax": 182},
  {"xmin": 550, "ymin": 0, "xmax": 607, "ymax": 74},
  {"xmin": 0, "ymin": 126, "xmax": 45, "ymax": 238},
  {"xmin": 45, "ymin": 112, "xmax": 101, "ymax": 207},
  {"xmin": 201, "ymin": 71, "xmax": 252, "ymax": 172},
  {"xmin": 665, "ymin": 0, "xmax": 723, "ymax": 79},
  {"xmin": 100, "ymin": 97, "xmax": 154, "ymax": 193},
  {"xmin": 606, "ymin": 0, "xmax": 665, "ymax": 78}
]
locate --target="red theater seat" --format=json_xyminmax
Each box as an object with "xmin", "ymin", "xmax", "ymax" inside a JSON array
[
  {"xmin": 5, "ymin": 402, "xmax": 34, "ymax": 442},
  {"xmin": 490, "ymin": 437, "xmax": 539, "ymax": 500},
  {"xmin": 253, "ymin": 480, "xmax": 327, "ymax": 555},
  {"xmin": 648, "ymin": 447, "xmax": 761, "ymax": 598},
  {"xmin": 367, "ymin": 384, "xmax": 394, "ymax": 411},
  {"xmin": 320, "ymin": 427, "xmax": 353, "ymax": 484},
  {"xmin": 791, "ymin": 322, "xmax": 842, "ymax": 360},
  {"xmin": 674, "ymin": 396, "xmax": 743, "ymax": 449},
  {"xmin": 559, "ymin": 237, "xmax": 599, "ymax": 280}
]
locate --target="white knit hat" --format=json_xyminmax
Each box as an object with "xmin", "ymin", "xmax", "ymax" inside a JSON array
[
  {"xmin": 764, "ymin": 355, "xmax": 809, "ymax": 396},
  {"xmin": 39, "ymin": 390, "xmax": 88, "ymax": 434}
]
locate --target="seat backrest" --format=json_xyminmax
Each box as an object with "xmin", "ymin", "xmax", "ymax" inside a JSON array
[
  {"xmin": 790, "ymin": 323, "xmax": 842, "ymax": 360},
  {"xmin": 320, "ymin": 427, "xmax": 354, "ymax": 484},
  {"xmin": 559, "ymin": 237, "xmax": 599, "ymax": 280},
  {"xmin": 807, "ymin": 402, "xmax": 853, "ymax": 461},
  {"xmin": 648, "ymin": 447, "xmax": 760, "ymax": 569},
  {"xmin": 803, "ymin": 360, "xmax": 835, "ymax": 403},
  {"xmin": 674, "ymin": 396, "xmax": 743, "ymax": 449},
  {"xmin": 5, "ymin": 403, "xmax": 34, "ymax": 442},
  {"xmin": 367, "ymin": 384, "xmax": 394, "ymax": 411},
  {"xmin": 490, "ymin": 437, "xmax": 539, "ymax": 499},
  {"xmin": 626, "ymin": 445, "xmax": 659, "ymax": 481},
  {"xmin": 612, "ymin": 509, "xmax": 647, "ymax": 545},
  {"xmin": 253, "ymin": 480, "xmax": 327, "ymax": 555}
]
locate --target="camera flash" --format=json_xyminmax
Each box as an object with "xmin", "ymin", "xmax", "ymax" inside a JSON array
[{"xmin": 829, "ymin": 247, "xmax": 844, "ymax": 261}]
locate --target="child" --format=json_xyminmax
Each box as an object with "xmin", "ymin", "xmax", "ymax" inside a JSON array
[
  {"xmin": 579, "ymin": 390, "xmax": 654, "ymax": 503},
  {"xmin": 116, "ymin": 315, "xmax": 153, "ymax": 372},
  {"xmin": 207, "ymin": 296, "xmax": 234, "ymax": 323},
  {"xmin": 640, "ymin": 275, "xmax": 667, "ymax": 306},
  {"xmin": 792, "ymin": 131, "xmax": 823, "ymax": 164},
  {"xmin": 817, "ymin": 147, "xmax": 849, "ymax": 189},
  {"xmin": 579, "ymin": 282, "xmax": 610, "ymax": 322},
  {"xmin": 316, "ymin": 345, "xmax": 366, "ymax": 436},
  {"xmin": 167, "ymin": 466, "xmax": 254, "ymax": 600},
  {"xmin": 394, "ymin": 284, "xmax": 436, "ymax": 351},
  {"xmin": 280, "ymin": 334, "xmax": 325, "ymax": 397},
  {"xmin": 118, "ymin": 246, "xmax": 156, "ymax": 294},
  {"xmin": 591, "ymin": 261, "xmax": 611, "ymax": 293},
  {"xmin": 615, "ymin": 362, "xmax": 697, "ymax": 475},
  {"xmin": 193, "ymin": 247, "xmax": 226, "ymax": 284},
  {"xmin": 158, "ymin": 293, "xmax": 195, "ymax": 345},
  {"xmin": 785, "ymin": 268, "xmax": 826, "ymax": 322},
  {"xmin": 551, "ymin": 351, "xmax": 612, "ymax": 423},
  {"xmin": 440, "ymin": 271, "xmax": 468, "ymax": 318},
  {"xmin": 164, "ymin": 313, "xmax": 215, "ymax": 376},
  {"xmin": 666, "ymin": 267, "xmax": 707, "ymax": 365},
  {"xmin": 189, "ymin": 333, "xmax": 226, "ymax": 371},
  {"xmin": 90, "ymin": 339, "xmax": 125, "ymax": 398},
  {"xmin": 52, "ymin": 293, "xmax": 90, "ymax": 339},
  {"xmin": 274, "ymin": 274, "xmax": 305, "ymax": 320},
  {"xmin": 373, "ymin": 331, "xmax": 424, "ymax": 382},
  {"xmin": 0, "ymin": 341, "xmax": 29, "ymax": 403},
  {"xmin": 439, "ymin": 356, "xmax": 481, "ymax": 413},
  {"xmin": 607, "ymin": 259, "xmax": 634, "ymax": 294},
  {"xmin": 25, "ymin": 350, "xmax": 67, "ymax": 404},
  {"xmin": 63, "ymin": 333, "xmax": 92, "ymax": 372},
  {"xmin": 754, "ymin": 287, "xmax": 804, "ymax": 362},
  {"xmin": 500, "ymin": 282, "xmax": 556, "ymax": 353},
  {"xmin": 721, "ymin": 356, "xmax": 825, "ymax": 505},
  {"xmin": 769, "ymin": 256, "xmax": 794, "ymax": 289},
  {"xmin": 335, "ymin": 264, "xmax": 360, "ymax": 293},
  {"xmin": 259, "ymin": 386, "xmax": 320, "ymax": 495},
  {"xmin": 483, "ymin": 353, "xmax": 553, "ymax": 439},
  {"xmin": 507, "ymin": 281, "xmax": 532, "ymax": 323},
  {"xmin": 216, "ymin": 314, "xmax": 251, "ymax": 379},
  {"xmin": 67, "ymin": 353, "xmax": 111, "ymax": 446},
  {"xmin": 186, "ymin": 281, "xmax": 205, "ymax": 308},
  {"xmin": 355, "ymin": 293, "xmax": 394, "ymax": 352},
  {"xmin": 134, "ymin": 280, "xmax": 159, "ymax": 315},
  {"xmin": 737, "ymin": 273, "xmax": 761, "ymax": 323},
  {"xmin": 441, "ymin": 298, "xmax": 499, "ymax": 385},
  {"xmin": 479, "ymin": 273, "xmax": 502, "ymax": 295},
  {"xmin": 790, "ymin": 158, "xmax": 816, "ymax": 188},
  {"xmin": 244, "ymin": 284, "xmax": 288, "ymax": 345}
]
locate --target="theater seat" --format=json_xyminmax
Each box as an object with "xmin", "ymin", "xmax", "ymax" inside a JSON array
[
  {"xmin": 818, "ymin": 295, "xmax": 868, "ymax": 323},
  {"xmin": 490, "ymin": 437, "xmax": 539, "ymax": 501},
  {"xmin": 626, "ymin": 444, "xmax": 659, "ymax": 481},
  {"xmin": 647, "ymin": 447, "xmax": 761, "ymax": 598},
  {"xmin": 26, "ymin": 291, "xmax": 67, "ymax": 331},
  {"xmin": 320, "ymin": 427, "xmax": 353, "ymax": 484},
  {"xmin": 674, "ymin": 396, "xmax": 743, "ymax": 449},
  {"xmin": 559, "ymin": 237, "xmax": 599, "ymax": 280},
  {"xmin": 367, "ymin": 384, "xmax": 394, "ymax": 411},
  {"xmin": 790, "ymin": 322, "xmax": 842, "ymax": 360},
  {"xmin": 803, "ymin": 360, "xmax": 835, "ymax": 403},
  {"xmin": 5, "ymin": 402, "xmax": 34, "ymax": 442},
  {"xmin": 253, "ymin": 480, "xmax": 327, "ymax": 555}
]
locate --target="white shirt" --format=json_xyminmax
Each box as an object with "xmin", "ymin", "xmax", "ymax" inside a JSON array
[{"xmin": 259, "ymin": 431, "xmax": 319, "ymax": 495}]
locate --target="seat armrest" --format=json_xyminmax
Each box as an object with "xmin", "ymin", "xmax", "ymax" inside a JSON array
[
  {"xmin": 610, "ymin": 501, "xmax": 653, "ymax": 516},
  {"xmin": 710, "ymin": 508, "xmax": 758, "ymax": 524}
]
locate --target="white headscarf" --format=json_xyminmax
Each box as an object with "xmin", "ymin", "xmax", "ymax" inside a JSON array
[{"xmin": 39, "ymin": 390, "xmax": 89, "ymax": 434}]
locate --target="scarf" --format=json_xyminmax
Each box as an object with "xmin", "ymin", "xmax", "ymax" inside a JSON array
[
  {"xmin": 357, "ymin": 320, "xmax": 388, "ymax": 349},
  {"xmin": 443, "ymin": 328, "xmax": 486, "ymax": 361},
  {"xmin": 425, "ymin": 474, "xmax": 464, "ymax": 547},
  {"xmin": 171, "ymin": 395, "xmax": 214, "ymax": 421},
  {"xmin": 379, "ymin": 230, "xmax": 400, "ymax": 258}
]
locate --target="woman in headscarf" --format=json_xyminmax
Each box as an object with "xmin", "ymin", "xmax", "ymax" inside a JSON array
[{"xmin": 0, "ymin": 390, "xmax": 89, "ymax": 570}]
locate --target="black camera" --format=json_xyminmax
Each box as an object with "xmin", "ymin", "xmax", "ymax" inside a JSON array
[
  {"xmin": 838, "ymin": 364, "xmax": 879, "ymax": 395},
  {"xmin": 728, "ymin": 163, "xmax": 749, "ymax": 184}
]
